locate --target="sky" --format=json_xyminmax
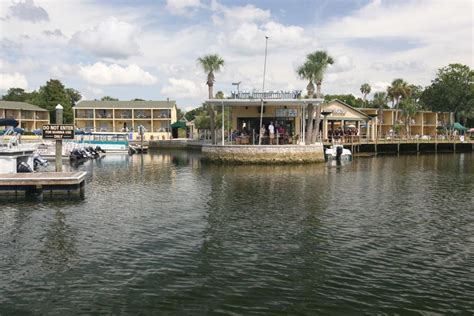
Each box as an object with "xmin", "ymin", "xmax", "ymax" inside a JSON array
[{"xmin": 0, "ymin": 0, "xmax": 472, "ymax": 110}]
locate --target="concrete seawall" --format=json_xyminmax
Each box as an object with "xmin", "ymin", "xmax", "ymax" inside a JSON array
[{"xmin": 201, "ymin": 144, "xmax": 325, "ymax": 164}]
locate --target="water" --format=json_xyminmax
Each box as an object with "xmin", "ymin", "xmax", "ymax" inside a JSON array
[{"xmin": 1, "ymin": 151, "xmax": 473, "ymax": 314}]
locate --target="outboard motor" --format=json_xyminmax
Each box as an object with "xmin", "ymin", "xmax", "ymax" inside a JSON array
[
  {"xmin": 95, "ymin": 146, "xmax": 106, "ymax": 153},
  {"xmin": 33, "ymin": 153, "xmax": 49, "ymax": 171},
  {"xmin": 17, "ymin": 162, "xmax": 33, "ymax": 173},
  {"xmin": 336, "ymin": 145, "xmax": 343, "ymax": 161}
]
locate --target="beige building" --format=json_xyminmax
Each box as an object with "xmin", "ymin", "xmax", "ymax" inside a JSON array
[
  {"xmin": 219, "ymin": 97, "xmax": 454, "ymax": 143},
  {"xmin": 359, "ymin": 107, "xmax": 454, "ymax": 137},
  {"xmin": 74, "ymin": 100, "xmax": 177, "ymax": 139},
  {"xmin": 0, "ymin": 101, "xmax": 50, "ymax": 131}
]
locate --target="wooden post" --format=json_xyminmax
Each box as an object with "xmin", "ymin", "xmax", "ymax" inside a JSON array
[{"xmin": 55, "ymin": 104, "xmax": 63, "ymax": 172}]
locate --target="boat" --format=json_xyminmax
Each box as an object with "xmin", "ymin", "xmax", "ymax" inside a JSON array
[
  {"xmin": 75, "ymin": 131, "xmax": 130, "ymax": 152},
  {"xmin": 1, "ymin": 118, "xmax": 48, "ymax": 173},
  {"xmin": 325, "ymin": 144, "xmax": 352, "ymax": 161},
  {"xmin": 128, "ymin": 144, "xmax": 148, "ymax": 155}
]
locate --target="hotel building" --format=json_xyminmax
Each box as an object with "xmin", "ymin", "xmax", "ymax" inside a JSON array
[
  {"xmin": 74, "ymin": 100, "xmax": 177, "ymax": 139},
  {"xmin": 0, "ymin": 101, "xmax": 50, "ymax": 131}
]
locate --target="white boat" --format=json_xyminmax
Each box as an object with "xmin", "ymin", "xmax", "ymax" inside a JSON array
[
  {"xmin": 325, "ymin": 144, "xmax": 352, "ymax": 161},
  {"xmin": 75, "ymin": 132, "xmax": 130, "ymax": 152},
  {"xmin": 1, "ymin": 119, "xmax": 48, "ymax": 173}
]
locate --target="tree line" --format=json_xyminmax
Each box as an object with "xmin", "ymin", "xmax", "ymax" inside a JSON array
[
  {"xmin": 1, "ymin": 81, "xmax": 150, "ymax": 124},
  {"xmin": 1, "ymin": 59, "xmax": 472, "ymax": 131}
]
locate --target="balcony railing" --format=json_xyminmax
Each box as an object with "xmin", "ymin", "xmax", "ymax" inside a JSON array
[{"xmin": 231, "ymin": 90, "xmax": 302, "ymax": 99}]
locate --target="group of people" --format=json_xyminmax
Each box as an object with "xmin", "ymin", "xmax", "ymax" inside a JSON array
[
  {"xmin": 329, "ymin": 127, "xmax": 359, "ymax": 140},
  {"xmin": 259, "ymin": 122, "xmax": 287, "ymax": 145},
  {"xmin": 232, "ymin": 122, "xmax": 290, "ymax": 144}
]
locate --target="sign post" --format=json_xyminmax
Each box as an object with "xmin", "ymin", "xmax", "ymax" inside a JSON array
[
  {"xmin": 55, "ymin": 104, "xmax": 63, "ymax": 172},
  {"xmin": 42, "ymin": 105, "xmax": 75, "ymax": 172}
]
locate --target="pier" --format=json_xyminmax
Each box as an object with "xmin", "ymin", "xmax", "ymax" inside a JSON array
[{"xmin": 0, "ymin": 172, "xmax": 86, "ymax": 196}]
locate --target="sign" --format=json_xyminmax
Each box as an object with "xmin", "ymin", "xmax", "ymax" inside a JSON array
[
  {"xmin": 276, "ymin": 108, "xmax": 298, "ymax": 117},
  {"xmin": 42, "ymin": 124, "xmax": 75, "ymax": 140},
  {"xmin": 326, "ymin": 108, "xmax": 347, "ymax": 115}
]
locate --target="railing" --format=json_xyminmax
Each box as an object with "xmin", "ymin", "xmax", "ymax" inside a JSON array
[
  {"xmin": 325, "ymin": 135, "xmax": 473, "ymax": 144},
  {"xmin": 231, "ymin": 90, "xmax": 302, "ymax": 100}
]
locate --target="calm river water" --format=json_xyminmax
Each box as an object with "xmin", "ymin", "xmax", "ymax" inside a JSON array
[{"xmin": 1, "ymin": 151, "xmax": 473, "ymax": 314}]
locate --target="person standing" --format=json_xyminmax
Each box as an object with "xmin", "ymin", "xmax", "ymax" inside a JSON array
[
  {"xmin": 268, "ymin": 121, "xmax": 275, "ymax": 145},
  {"xmin": 260, "ymin": 124, "xmax": 266, "ymax": 145}
]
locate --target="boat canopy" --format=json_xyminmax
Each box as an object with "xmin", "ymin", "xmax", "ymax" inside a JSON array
[
  {"xmin": 0, "ymin": 118, "xmax": 19, "ymax": 127},
  {"xmin": 452, "ymin": 122, "xmax": 468, "ymax": 130}
]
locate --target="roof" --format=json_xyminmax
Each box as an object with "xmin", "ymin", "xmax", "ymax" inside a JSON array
[
  {"xmin": 323, "ymin": 99, "xmax": 369, "ymax": 118},
  {"xmin": 0, "ymin": 101, "xmax": 49, "ymax": 112},
  {"xmin": 75, "ymin": 100, "xmax": 177, "ymax": 109},
  {"xmin": 205, "ymin": 98, "xmax": 324, "ymax": 106}
]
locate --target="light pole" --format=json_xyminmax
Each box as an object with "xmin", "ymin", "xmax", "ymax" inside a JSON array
[{"xmin": 258, "ymin": 35, "xmax": 269, "ymax": 145}]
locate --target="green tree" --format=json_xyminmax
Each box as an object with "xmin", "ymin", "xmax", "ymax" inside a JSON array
[
  {"xmin": 132, "ymin": 98, "xmax": 145, "ymax": 101},
  {"xmin": 176, "ymin": 108, "xmax": 184, "ymax": 120},
  {"xmin": 324, "ymin": 94, "xmax": 365, "ymax": 108},
  {"xmin": 360, "ymin": 83, "xmax": 371, "ymax": 106},
  {"xmin": 297, "ymin": 50, "xmax": 334, "ymax": 144},
  {"xmin": 101, "ymin": 96, "xmax": 118, "ymax": 101},
  {"xmin": 400, "ymin": 98, "xmax": 419, "ymax": 136},
  {"xmin": 197, "ymin": 54, "xmax": 225, "ymax": 145},
  {"xmin": 34, "ymin": 79, "xmax": 81, "ymax": 124},
  {"xmin": 1, "ymin": 88, "xmax": 30, "ymax": 102},
  {"xmin": 215, "ymin": 91, "xmax": 225, "ymax": 99},
  {"xmin": 194, "ymin": 114, "xmax": 210, "ymax": 130},
  {"xmin": 421, "ymin": 64, "xmax": 474, "ymax": 126},
  {"xmin": 387, "ymin": 78, "xmax": 411, "ymax": 124},
  {"xmin": 185, "ymin": 104, "xmax": 207, "ymax": 121},
  {"xmin": 372, "ymin": 91, "xmax": 388, "ymax": 137}
]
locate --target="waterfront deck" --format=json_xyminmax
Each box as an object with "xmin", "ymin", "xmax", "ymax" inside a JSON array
[{"xmin": 0, "ymin": 171, "xmax": 86, "ymax": 196}]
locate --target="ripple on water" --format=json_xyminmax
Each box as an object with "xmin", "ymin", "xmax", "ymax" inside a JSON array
[{"xmin": 0, "ymin": 152, "xmax": 473, "ymax": 314}]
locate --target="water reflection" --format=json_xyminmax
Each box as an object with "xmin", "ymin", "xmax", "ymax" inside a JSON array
[
  {"xmin": 0, "ymin": 151, "xmax": 472, "ymax": 314},
  {"xmin": 40, "ymin": 210, "xmax": 78, "ymax": 271}
]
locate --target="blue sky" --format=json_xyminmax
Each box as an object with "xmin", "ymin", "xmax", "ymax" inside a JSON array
[{"xmin": 0, "ymin": 0, "xmax": 472, "ymax": 110}]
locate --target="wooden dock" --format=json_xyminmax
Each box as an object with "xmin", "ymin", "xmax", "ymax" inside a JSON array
[{"xmin": 0, "ymin": 172, "xmax": 87, "ymax": 196}]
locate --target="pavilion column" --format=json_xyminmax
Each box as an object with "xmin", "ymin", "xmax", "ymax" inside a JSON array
[
  {"xmin": 323, "ymin": 118, "xmax": 328, "ymax": 141},
  {"xmin": 372, "ymin": 117, "xmax": 377, "ymax": 140},
  {"xmin": 367, "ymin": 120, "xmax": 371, "ymax": 141}
]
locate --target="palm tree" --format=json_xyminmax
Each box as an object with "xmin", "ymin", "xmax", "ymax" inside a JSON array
[
  {"xmin": 372, "ymin": 91, "xmax": 387, "ymax": 138},
  {"xmin": 400, "ymin": 99, "xmax": 419, "ymax": 137},
  {"xmin": 296, "ymin": 50, "xmax": 334, "ymax": 144},
  {"xmin": 360, "ymin": 83, "xmax": 371, "ymax": 106},
  {"xmin": 197, "ymin": 54, "xmax": 224, "ymax": 145},
  {"xmin": 388, "ymin": 78, "xmax": 411, "ymax": 124}
]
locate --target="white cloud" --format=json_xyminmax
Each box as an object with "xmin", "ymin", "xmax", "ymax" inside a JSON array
[
  {"xmin": 372, "ymin": 81, "xmax": 391, "ymax": 93},
  {"xmin": 43, "ymin": 29, "xmax": 65, "ymax": 37},
  {"xmin": 7, "ymin": 0, "xmax": 49, "ymax": 23},
  {"xmin": 78, "ymin": 62, "xmax": 157, "ymax": 86},
  {"xmin": 86, "ymin": 86, "xmax": 103, "ymax": 95},
  {"xmin": 0, "ymin": 72, "xmax": 28, "ymax": 90},
  {"xmin": 161, "ymin": 78, "xmax": 203, "ymax": 99},
  {"xmin": 166, "ymin": 0, "xmax": 202, "ymax": 16},
  {"xmin": 49, "ymin": 63, "xmax": 78, "ymax": 77},
  {"xmin": 328, "ymin": 55, "xmax": 354, "ymax": 73},
  {"xmin": 0, "ymin": 58, "xmax": 40, "ymax": 73},
  {"xmin": 71, "ymin": 17, "xmax": 140, "ymax": 59},
  {"xmin": 212, "ymin": 3, "xmax": 270, "ymax": 26}
]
